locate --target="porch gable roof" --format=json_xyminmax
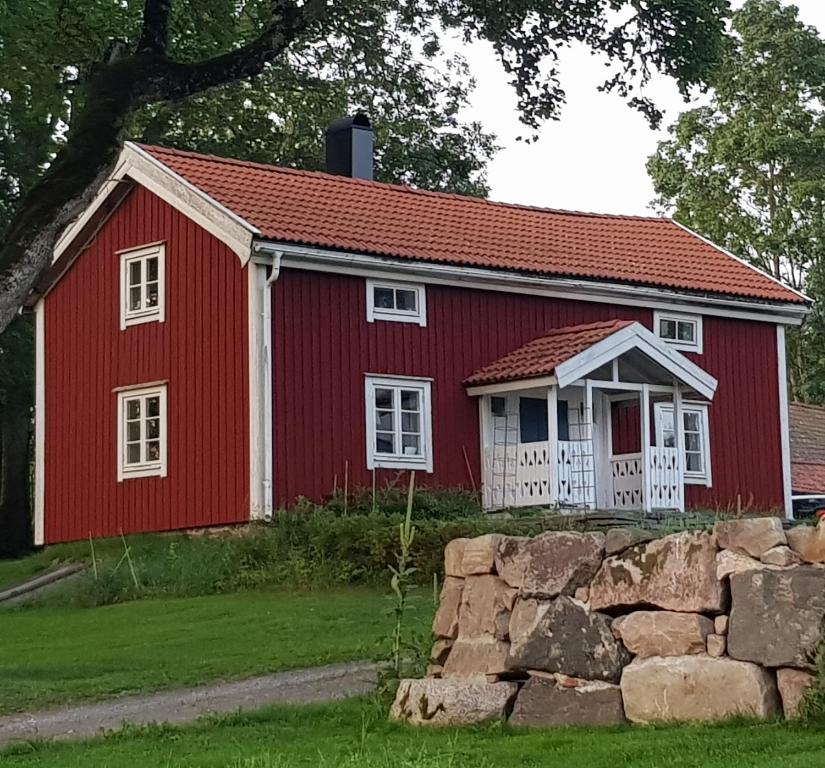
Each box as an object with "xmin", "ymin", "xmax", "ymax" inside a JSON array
[{"xmin": 463, "ymin": 319, "xmax": 718, "ymax": 400}]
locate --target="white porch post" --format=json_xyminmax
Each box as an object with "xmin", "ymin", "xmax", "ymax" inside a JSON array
[
  {"xmin": 547, "ymin": 385, "xmax": 559, "ymax": 506},
  {"xmin": 584, "ymin": 380, "xmax": 595, "ymax": 509},
  {"xmin": 478, "ymin": 395, "xmax": 492, "ymax": 510},
  {"xmin": 673, "ymin": 383, "xmax": 686, "ymax": 512},
  {"xmin": 640, "ymin": 384, "xmax": 651, "ymax": 513}
]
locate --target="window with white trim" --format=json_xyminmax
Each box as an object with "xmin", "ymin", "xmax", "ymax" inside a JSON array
[
  {"xmin": 654, "ymin": 311, "xmax": 702, "ymax": 353},
  {"xmin": 655, "ymin": 402, "xmax": 711, "ymax": 485},
  {"xmin": 366, "ymin": 280, "xmax": 426, "ymax": 326},
  {"xmin": 365, "ymin": 376, "xmax": 432, "ymax": 471},
  {"xmin": 120, "ymin": 243, "xmax": 165, "ymax": 328},
  {"xmin": 117, "ymin": 385, "xmax": 167, "ymax": 480}
]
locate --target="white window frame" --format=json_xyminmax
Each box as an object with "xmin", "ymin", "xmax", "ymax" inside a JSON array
[
  {"xmin": 119, "ymin": 242, "xmax": 166, "ymax": 329},
  {"xmin": 654, "ymin": 311, "xmax": 702, "ymax": 353},
  {"xmin": 365, "ymin": 375, "xmax": 433, "ymax": 472},
  {"xmin": 366, "ymin": 279, "xmax": 427, "ymax": 326},
  {"xmin": 117, "ymin": 384, "xmax": 168, "ymax": 481},
  {"xmin": 655, "ymin": 401, "xmax": 712, "ymax": 486}
]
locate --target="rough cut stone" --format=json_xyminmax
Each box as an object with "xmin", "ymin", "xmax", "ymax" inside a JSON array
[
  {"xmin": 621, "ymin": 656, "xmax": 780, "ymax": 724},
  {"xmin": 509, "ymin": 675, "xmax": 626, "ymax": 727},
  {"xmin": 431, "ymin": 639, "xmax": 453, "ymax": 665},
  {"xmin": 574, "ymin": 586, "xmax": 590, "ymax": 603},
  {"xmin": 706, "ymin": 634, "xmax": 726, "ymax": 657},
  {"xmin": 390, "ymin": 678, "xmax": 518, "ymax": 726},
  {"xmin": 426, "ymin": 664, "xmax": 443, "ymax": 678},
  {"xmin": 777, "ymin": 668, "xmax": 815, "ymax": 719},
  {"xmin": 728, "ymin": 567, "xmax": 825, "ymax": 670},
  {"xmin": 590, "ymin": 531, "xmax": 724, "ymax": 614},
  {"xmin": 714, "ymin": 517, "xmax": 786, "ymax": 558},
  {"xmin": 494, "ymin": 536, "xmax": 531, "ymax": 588},
  {"xmin": 507, "ymin": 596, "xmax": 630, "ymax": 683},
  {"xmin": 604, "ymin": 527, "xmax": 655, "ymax": 556},
  {"xmin": 457, "ymin": 575, "xmax": 517, "ymax": 640},
  {"xmin": 760, "ymin": 545, "xmax": 802, "ymax": 567},
  {"xmin": 716, "ymin": 549, "xmax": 765, "ymax": 581},
  {"xmin": 786, "ymin": 525, "xmax": 825, "ymax": 564},
  {"xmin": 612, "ymin": 611, "xmax": 713, "ymax": 657},
  {"xmin": 462, "ymin": 535, "xmax": 501, "ymax": 575},
  {"xmin": 442, "ymin": 637, "xmax": 510, "ymax": 678},
  {"xmin": 432, "ymin": 577, "xmax": 463, "ymax": 639},
  {"xmin": 521, "ymin": 531, "xmax": 605, "ymax": 599},
  {"xmin": 714, "ymin": 615, "xmax": 729, "ymax": 636},
  {"xmin": 444, "ymin": 538, "xmax": 469, "ymax": 578}
]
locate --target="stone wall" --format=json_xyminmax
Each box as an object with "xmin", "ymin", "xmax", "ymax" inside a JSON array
[{"xmin": 391, "ymin": 518, "xmax": 825, "ymax": 727}]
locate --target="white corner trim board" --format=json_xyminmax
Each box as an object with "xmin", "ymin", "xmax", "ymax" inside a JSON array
[
  {"xmin": 33, "ymin": 299, "xmax": 46, "ymax": 547},
  {"xmin": 777, "ymin": 325, "xmax": 793, "ymax": 519}
]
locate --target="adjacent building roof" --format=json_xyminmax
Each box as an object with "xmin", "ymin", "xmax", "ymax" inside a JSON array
[
  {"xmin": 792, "ymin": 463, "xmax": 825, "ymax": 495},
  {"xmin": 139, "ymin": 144, "xmax": 804, "ymax": 305},
  {"xmin": 463, "ymin": 320, "xmax": 633, "ymax": 387},
  {"xmin": 790, "ymin": 402, "xmax": 825, "ymax": 464}
]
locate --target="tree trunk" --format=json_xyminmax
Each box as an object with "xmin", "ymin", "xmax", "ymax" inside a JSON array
[{"xmin": 0, "ymin": 405, "xmax": 33, "ymax": 556}]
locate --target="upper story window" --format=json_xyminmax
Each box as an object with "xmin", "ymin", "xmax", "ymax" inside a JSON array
[
  {"xmin": 117, "ymin": 384, "xmax": 167, "ymax": 481},
  {"xmin": 365, "ymin": 375, "xmax": 433, "ymax": 471},
  {"xmin": 654, "ymin": 311, "xmax": 702, "ymax": 353},
  {"xmin": 120, "ymin": 243, "xmax": 165, "ymax": 329},
  {"xmin": 655, "ymin": 401, "xmax": 711, "ymax": 486},
  {"xmin": 366, "ymin": 279, "xmax": 426, "ymax": 326}
]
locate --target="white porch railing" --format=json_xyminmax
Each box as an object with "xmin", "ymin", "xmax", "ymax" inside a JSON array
[
  {"xmin": 557, "ymin": 439, "xmax": 595, "ymax": 508},
  {"xmin": 610, "ymin": 453, "xmax": 643, "ymax": 509},
  {"xmin": 648, "ymin": 446, "xmax": 683, "ymax": 510}
]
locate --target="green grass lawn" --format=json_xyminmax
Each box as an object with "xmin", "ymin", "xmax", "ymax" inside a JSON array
[
  {"xmin": 3, "ymin": 697, "xmax": 825, "ymax": 767},
  {"xmin": 0, "ymin": 589, "xmax": 432, "ymax": 715}
]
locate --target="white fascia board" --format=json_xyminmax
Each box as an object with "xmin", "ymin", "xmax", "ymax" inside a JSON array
[
  {"xmin": 253, "ymin": 242, "xmax": 809, "ymax": 326},
  {"xmin": 554, "ymin": 323, "xmax": 718, "ymax": 401},
  {"xmin": 33, "ymin": 299, "xmax": 46, "ymax": 546},
  {"xmin": 777, "ymin": 325, "xmax": 793, "ymax": 519},
  {"xmin": 54, "ymin": 142, "xmax": 258, "ymax": 267},
  {"xmin": 465, "ymin": 375, "xmax": 557, "ymax": 397}
]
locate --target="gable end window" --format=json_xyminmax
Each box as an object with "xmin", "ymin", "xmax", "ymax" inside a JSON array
[
  {"xmin": 120, "ymin": 243, "xmax": 165, "ymax": 329},
  {"xmin": 655, "ymin": 402, "xmax": 711, "ymax": 486},
  {"xmin": 365, "ymin": 375, "xmax": 433, "ymax": 471},
  {"xmin": 654, "ymin": 311, "xmax": 702, "ymax": 353},
  {"xmin": 117, "ymin": 384, "xmax": 167, "ymax": 480},
  {"xmin": 366, "ymin": 280, "xmax": 426, "ymax": 326}
]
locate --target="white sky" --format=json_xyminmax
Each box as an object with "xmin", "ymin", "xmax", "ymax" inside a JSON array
[{"xmin": 461, "ymin": 0, "xmax": 825, "ymax": 215}]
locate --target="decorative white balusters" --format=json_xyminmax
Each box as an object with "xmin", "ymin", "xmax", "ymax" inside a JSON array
[
  {"xmin": 610, "ymin": 453, "xmax": 643, "ymax": 509},
  {"xmin": 556, "ymin": 439, "xmax": 595, "ymax": 508}
]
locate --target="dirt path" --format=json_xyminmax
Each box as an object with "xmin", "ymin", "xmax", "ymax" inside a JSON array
[{"xmin": 0, "ymin": 660, "xmax": 378, "ymax": 747}]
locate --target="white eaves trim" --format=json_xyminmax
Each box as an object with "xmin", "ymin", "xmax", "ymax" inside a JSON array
[
  {"xmin": 553, "ymin": 322, "xmax": 718, "ymax": 400},
  {"xmin": 253, "ymin": 242, "xmax": 809, "ymax": 326},
  {"xmin": 53, "ymin": 141, "xmax": 258, "ymax": 266}
]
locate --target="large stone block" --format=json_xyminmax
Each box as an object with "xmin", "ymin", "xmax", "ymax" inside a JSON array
[
  {"xmin": 728, "ymin": 567, "xmax": 825, "ymax": 670},
  {"xmin": 494, "ymin": 536, "xmax": 532, "ymax": 589},
  {"xmin": 509, "ymin": 675, "xmax": 626, "ymax": 727},
  {"xmin": 507, "ymin": 596, "xmax": 630, "ymax": 683},
  {"xmin": 777, "ymin": 668, "xmax": 815, "ymax": 719},
  {"xmin": 457, "ymin": 575, "xmax": 517, "ymax": 640},
  {"xmin": 714, "ymin": 517, "xmax": 786, "ymax": 558},
  {"xmin": 786, "ymin": 525, "xmax": 825, "ymax": 564},
  {"xmin": 612, "ymin": 611, "xmax": 713, "ymax": 657},
  {"xmin": 760, "ymin": 546, "xmax": 801, "ymax": 567},
  {"xmin": 604, "ymin": 527, "xmax": 654, "ymax": 556},
  {"xmin": 390, "ymin": 678, "xmax": 518, "ymax": 726},
  {"xmin": 521, "ymin": 532, "xmax": 605, "ymax": 599},
  {"xmin": 444, "ymin": 538, "xmax": 468, "ymax": 577},
  {"xmin": 590, "ymin": 531, "xmax": 724, "ymax": 613},
  {"xmin": 462, "ymin": 535, "xmax": 501, "ymax": 575},
  {"xmin": 716, "ymin": 549, "xmax": 766, "ymax": 580},
  {"xmin": 432, "ymin": 577, "xmax": 463, "ymax": 639},
  {"xmin": 442, "ymin": 637, "xmax": 510, "ymax": 678},
  {"xmin": 621, "ymin": 656, "xmax": 780, "ymax": 723}
]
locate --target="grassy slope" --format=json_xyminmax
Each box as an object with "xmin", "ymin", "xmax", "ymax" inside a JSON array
[
  {"xmin": 4, "ymin": 698, "xmax": 825, "ymax": 767},
  {"xmin": 0, "ymin": 589, "xmax": 432, "ymax": 715}
]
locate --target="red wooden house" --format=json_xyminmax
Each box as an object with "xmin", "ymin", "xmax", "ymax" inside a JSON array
[{"xmin": 28, "ymin": 118, "xmax": 809, "ymax": 544}]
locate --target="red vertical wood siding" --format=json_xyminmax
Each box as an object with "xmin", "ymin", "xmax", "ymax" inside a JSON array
[
  {"xmin": 272, "ymin": 269, "xmax": 784, "ymax": 513},
  {"xmin": 43, "ymin": 186, "xmax": 249, "ymax": 543}
]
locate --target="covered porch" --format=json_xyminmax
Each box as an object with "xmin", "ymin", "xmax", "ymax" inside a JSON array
[{"xmin": 464, "ymin": 320, "xmax": 718, "ymax": 514}]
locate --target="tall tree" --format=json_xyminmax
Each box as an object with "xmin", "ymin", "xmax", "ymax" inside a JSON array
[
  {"xmin": 647, "ymin": 0, "xmax": 825, "ymax": 398},
  {"xmin": 0, "ymin": 0, "xmax": 732, "ymax": 335}
]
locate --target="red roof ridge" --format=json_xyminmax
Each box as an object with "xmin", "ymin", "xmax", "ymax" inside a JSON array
[
  {"xmin": 528, "ymin": 318, "xmax": 635, "ymax": 337},
  {"xmin": 135, "ymin": 142, "xmax": 674, "ymax": 224}
]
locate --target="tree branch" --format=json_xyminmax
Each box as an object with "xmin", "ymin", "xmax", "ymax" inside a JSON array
[{"xmin": 136, "ymin": 0, "xmax": 173, "ymax": 55}]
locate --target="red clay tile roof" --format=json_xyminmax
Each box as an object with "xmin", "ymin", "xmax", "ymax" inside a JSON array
[
  {"xmin": 140, "ymin": 144, "xmax": 804, "ymax": 305},
  {"xmin": 463, "ymin": 319, "xmax": 634, "ymax": 387},
  {"xmin": 792, "ymin": 463, "xmax": 825, "ymax": 494}
]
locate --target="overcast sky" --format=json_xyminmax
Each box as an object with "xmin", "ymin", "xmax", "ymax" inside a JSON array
[{"xmin": 460, "ymin": 1, "xmax": 825, "ymax": 216}]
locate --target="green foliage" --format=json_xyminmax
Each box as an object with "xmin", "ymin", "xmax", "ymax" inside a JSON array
[{"xmin": 647, "ymin": 0, "xmax": 825, "ymax": 400}]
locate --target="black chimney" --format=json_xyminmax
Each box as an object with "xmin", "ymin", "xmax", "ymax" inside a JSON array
[{"xmin": 325, "ymin": 114, "xmax": 373, "ymax": 180}]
